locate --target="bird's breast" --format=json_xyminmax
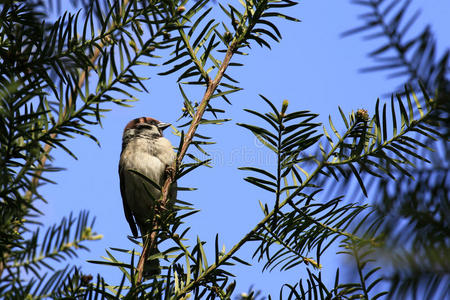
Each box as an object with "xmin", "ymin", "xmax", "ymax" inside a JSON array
[
  {"xmin": 119, "ymin": 137, "xmax": 176, "ymax": 227},
  {"xmin": 120, "ymin": 137, "xmax": 174, "ymax": 185}
]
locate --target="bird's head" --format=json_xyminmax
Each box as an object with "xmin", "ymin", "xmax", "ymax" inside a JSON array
[{"xmin": 122, "ymin": 117, "xmax": 171, "ymax": 141}]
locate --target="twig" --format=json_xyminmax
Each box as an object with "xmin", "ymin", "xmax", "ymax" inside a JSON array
[
  {"xmin": 161, "ymin": 41, "xmax": 237, "ymax": 199},
  {"xmin": 137, "ymin": 0, "xmax": 271, "ymax": 289},
  {"xmin": 135, "ymin": 35, "xmax": 240, "ymax": 287},
  {"xmin": 136, "ymin": 224, "xmax": 158, "ymax": 283},
  {"xmin": 176, "ymin": 123, "xmax": 359, "ymax": 296}
]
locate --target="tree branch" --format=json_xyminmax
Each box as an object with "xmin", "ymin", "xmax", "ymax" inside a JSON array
[
  {"xmin": 0, "ymin": 0, "xmax": 130, "ymax": 281},
  {"xmin": 177, "ymin": 122, "xmax": 360, "ymax": 296},
  {"xmin": 136, "ymin": 32, "xmax": 240, "ymax": 285}
]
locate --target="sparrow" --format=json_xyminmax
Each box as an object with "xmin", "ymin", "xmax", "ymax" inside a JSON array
[{"xmin": 118, "ymin": 117, "xmax": 177, "ymax": 276}]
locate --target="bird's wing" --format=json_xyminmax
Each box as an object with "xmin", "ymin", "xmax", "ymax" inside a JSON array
[{"xmin": 119, "ymin": 165, "xmax": 139, "ymax": 238}]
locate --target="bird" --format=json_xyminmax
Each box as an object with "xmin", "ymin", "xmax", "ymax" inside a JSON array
[{"xmin": 118, "ymin": 117, "xmax": 177, "ymax": 276}]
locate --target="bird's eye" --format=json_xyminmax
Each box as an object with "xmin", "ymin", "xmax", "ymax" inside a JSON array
[{"xmin": 137, "ymin": 123, "xmax": 152, "ymax": 129}]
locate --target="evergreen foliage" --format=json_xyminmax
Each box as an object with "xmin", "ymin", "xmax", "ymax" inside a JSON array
[{"xmin": 0, "ymin": 0, "xmax": 448, "ymax": 299}]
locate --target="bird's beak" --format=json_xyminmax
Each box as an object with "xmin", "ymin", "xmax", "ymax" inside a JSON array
[{"xmin": 157, "ymin": 122, "xmax": 171, "ymax": 131}]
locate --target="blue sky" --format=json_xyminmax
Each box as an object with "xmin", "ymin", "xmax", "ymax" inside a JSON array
[{"xmin": 37, "ymin": 0, "xmax": 449, "ymax": 297}]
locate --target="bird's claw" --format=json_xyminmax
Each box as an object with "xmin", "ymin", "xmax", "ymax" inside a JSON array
[{"xmin": 164, "ymin": 165, "xmax": 176, "ymax": 180}]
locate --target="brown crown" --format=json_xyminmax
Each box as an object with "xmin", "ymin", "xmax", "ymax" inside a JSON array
[{"xmin": 123, "ymin": 117, "xmax": 159, "ymax": 133}]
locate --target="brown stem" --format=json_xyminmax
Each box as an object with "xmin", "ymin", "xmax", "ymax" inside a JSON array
[
  {"xmin": 135, "ymin": 39, "xmax": 238, "ymax": 285},
  {"xmin": 136, "ymin": 225, "xmax": 157, "ymax": 283},
  {"xmin": 160, "ymin": 41, "xmax": 237, "ymax": 202}
]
